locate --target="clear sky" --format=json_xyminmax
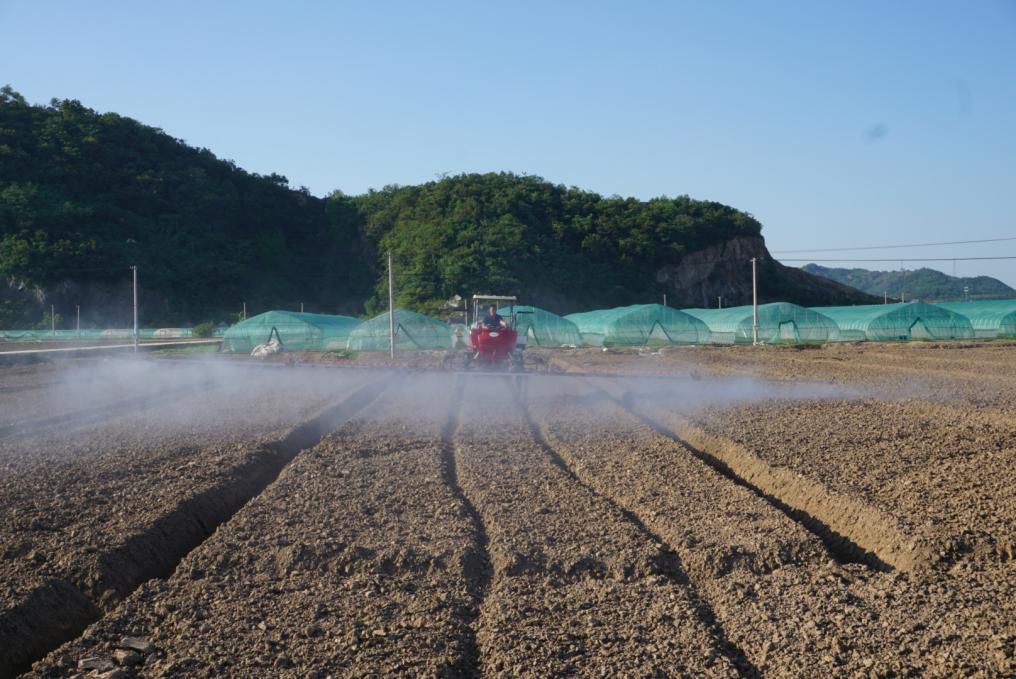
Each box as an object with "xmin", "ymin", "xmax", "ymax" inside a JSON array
[{"xmin": 2, "ymin": 0, "xmax": 1015, "ymax": 285}]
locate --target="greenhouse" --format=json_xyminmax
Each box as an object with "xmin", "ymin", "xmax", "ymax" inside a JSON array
[
  {"xmin": 347, "ymin": 309, "xmax": 453, "ymax": 351},
  {"xmin": 511, "ymin": 305, "xmax": 583, "ymax": 346},
  {"xmin": 814, "ymin": 303, "xmax": 975, "ymax": 341},
  {"xmin": 565, "ymin": 304, "xmax": 710, "ymax": 346},
  {"xmin": 221, "ymin": 311, "xmax": 361, "ymax": 352},
  {"xmin": 683, "ymin": 303, "xmax": 839, "ymax": 344},
  {"xmin": 936, "ymin": 300, "xmax": 1016, "ymax": 338}
]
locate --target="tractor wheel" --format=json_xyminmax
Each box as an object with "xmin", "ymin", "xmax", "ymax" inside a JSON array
[{"xmin": 510, "ymin": 350, "xmax": 525, "ymax": 372}]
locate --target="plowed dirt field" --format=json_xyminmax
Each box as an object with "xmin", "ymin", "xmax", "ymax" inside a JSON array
[{"xmin": 2, "ymin": 346, "xmax": 1014, "ymax": 677}]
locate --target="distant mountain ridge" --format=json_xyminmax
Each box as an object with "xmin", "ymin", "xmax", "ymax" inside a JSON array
[{"xmin": 801, "ymin": 264, "xmax": 1016, "ymax": 302}]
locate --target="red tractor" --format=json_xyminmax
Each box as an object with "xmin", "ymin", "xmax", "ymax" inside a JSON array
[{"xmin": 465, "ymin": 295, "xmax": 527, "ymax": 372}]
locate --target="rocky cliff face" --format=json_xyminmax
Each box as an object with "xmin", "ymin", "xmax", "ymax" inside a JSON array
[{"xmin": 656, "ymin": 236, "xmax": 879, "ymax": 308}]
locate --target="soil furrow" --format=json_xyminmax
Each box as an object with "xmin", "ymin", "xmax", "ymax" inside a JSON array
[
  {"xmin": 591, "ymin": 377, "xmax": 913, "ymax": 572},
  {"xmin": 526, "ymin": 378, "xmax": 912, "ymax": 675},
  {"xmin": 1, "ymin": 377, "xmax": 389, "ymax": 678},
  {"xmin": 28, "ymin": 377, "xmax": 481, "ymax": 677},
  {"xmin": 438, "ymin": 379, "xmax": 491, "ymax": 677},
  {"xmin": 693, "ymin": 397, "xmax": 1016, "ymax": 568},
  {"xmin": 512, "ymin": 386, "xmax": 760, "ymax": 677},
  {"xmin": 0, "ymin": 378, "xmax": 219, "ymax": 440},
  {"xmin": 452, "ymin": 375, "xmax": 743, "ymax": 677}
]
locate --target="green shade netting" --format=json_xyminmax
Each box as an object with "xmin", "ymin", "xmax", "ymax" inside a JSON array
[
  {"xmin": 0, "ymin": 328, "xmax": 193, "ymax": 340},
  {"xmin": 347, "ymin": 309, "xmax": 453, "ymax": 351},
  {"xmin": 222, "ymin": 311, "xmax": 361, "ymax": 352},
  {"xmin": 683, "ymin": 303, "xmax": 839, "ymax": 344},
  {"xmin": 814, "ymin": 303, "xmax": 974, "ymax": 341},
  {"xmin": 1, "ymin": 329, "xmax": 110, "ymax": 340},
  {"xmin": 511, "ymin": 306, "xmax": 583, "ymax": 346},
  {"xmin": 565, "ymin": 304, "xmax": 710, "ymax": 346},
  {"xmin": 936, "ymin": 300, "xmax": 1016, "ymax": 338}
]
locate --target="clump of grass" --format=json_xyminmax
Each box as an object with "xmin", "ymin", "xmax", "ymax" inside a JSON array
[{"xmin": 192, "ymin": 321, "xmax": 217, "ymax": 338}]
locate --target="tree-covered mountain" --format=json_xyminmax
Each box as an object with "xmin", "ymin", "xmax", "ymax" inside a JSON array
[
  {"xmin": 353, "ymin": 177, "xmax": 877, "ymax": 314},
  {"xmin": 0, "ymin": 86, "xmax": 371, "ymax": 326},
  {"xmin": 1, "ymin": 86, "xmax": 874, "ymax": 327},
  {"xmin": 357, "ymin": 174, "xmax": 763, "ymax": 314},
  {"xmin": 802, "ymin": 264, "xmax": 1015, "ymax": 302}
]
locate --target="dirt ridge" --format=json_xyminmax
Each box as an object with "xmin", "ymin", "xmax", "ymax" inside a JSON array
[
  {"xmin": 0, "ymin": 377, "xmax": 389, "ymax": 678},
  {"xmin": 514, "ymin": 391, "xmax": 762, "ymax": 677},
  {"xmin": 438, "ymin": 380, "xmax": 492, "ymax": 677},
  {"xmin": 0, "ymin": 378, "xmax": 218, "ymax": 440},
  {"xmin": 596, "ymin": 378, "xmax": 933, "ymax": 573}
]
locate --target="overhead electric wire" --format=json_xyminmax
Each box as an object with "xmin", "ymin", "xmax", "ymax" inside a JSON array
[
  {"xmin": 771, "ymin": 236, "xmax": 1016, "ymax": 254},
  {"xmin": 780, "ymin": 256, "xmax": 1016, "ymax": 262}
]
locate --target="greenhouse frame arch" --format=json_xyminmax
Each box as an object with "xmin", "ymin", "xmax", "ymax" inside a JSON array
[
  {"xmin": 683, "ymin": 303, "xmax": 839, "ymax": 344},
  {"xmin": 511, "ymin": 306, "xmax": 583, "ymax": 346},
  {"xmin": 222, "ymin": 311, "xmax": 361, "ymax": 352},
  {"xmin": 814, "ymin": 303, "xmax": 975, "ymax": 341},
  {"xmin": 347, "ymin": 310, "xmax": 453, "ymax": 351},
  {"xmin": 565, "ymin": 304, "xmax": 710, "ymax": 346},
  {"xmin": 937, "ymin": 300, "xmax": 1016, "ymax": 338}
]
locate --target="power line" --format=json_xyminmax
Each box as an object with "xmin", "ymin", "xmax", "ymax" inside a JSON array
[
  {"xmin": 781, "ymin": 256, "xmax": 1016, "ymax": 262},
  {"xmin": 771, "ymin": 236, "xmax": 1016, "ymax": 254}
]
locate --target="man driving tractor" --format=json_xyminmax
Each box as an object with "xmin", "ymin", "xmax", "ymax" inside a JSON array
[
  {"xmin": 462, "ymin": 295, "xmax": 524, "ymax": 374},
  {"xmin": 481, "ymin": 304, "xmax": 508, "ymax": 330}
]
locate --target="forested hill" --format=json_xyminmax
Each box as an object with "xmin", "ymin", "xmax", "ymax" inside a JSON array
[
  {"xmin": 356, "ymin": 176, "xmax": 876, "ymax": 314},
  {"xmin": 1, "ymin": 87, "xmax": 873, "ymax": 327},
  {"xmin": 359, "ymin": 174, "xmax": 760, "ymax": 314},
  {"xmin": 0, "ymin": 86, "xmax": 371, "ymax": 326},
  {"xmin": 802, "ymin": 264, "xmax": 1016, "ymax": 302}
]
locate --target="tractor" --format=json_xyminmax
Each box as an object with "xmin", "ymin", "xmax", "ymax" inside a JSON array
[{"xmin": 464, "ymin": 294, "xmax": 528, "ymax": 372}]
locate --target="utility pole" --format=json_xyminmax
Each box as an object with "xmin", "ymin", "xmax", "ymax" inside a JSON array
[
  {"xmin": 300, "ymin": 302, "xmax": 304, "ymax": 313},
  {"xmin": 718, "ymin": 296, "xmax": 723, "ymax": 309},
  {"xmin": 901, "ymin": 292, "xmax": 906, "ymax": 304},
  {"xmin": 131, "ymin": 265, "xmax": 139, "ymax": 353},
  {"xmin": 963, "ymin": 286, "xmax": 969, "ymax": 302},
  {"xmin": 663, "ymin": 293, "xmax": 667, "ymax": 307},
  {"xmin": 242, "ymin": 302, "xmax": 247, "ymax": 321},
  {"xmin": 51, "ymin": 304, "xmax": 55, "ymax": 336},
  {"xmin": 76, "ymin": 305, "xmax": 80, "ymax": 336},
  {"xmin": 884, "ymin": 291, "xmax": 888, "ymax": 305},
  {"xmin": 387, "ymin": 251, "xmax": 396, "ymax": 360},
  {"xmin": 751, "ymin": 257, "xmax": 759, "ymax": 346}
]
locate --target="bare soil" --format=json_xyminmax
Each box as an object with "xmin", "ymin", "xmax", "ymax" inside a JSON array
[
  {"xmin": 0, "ymin": 359, "xmax": 379, "ymax": 676},
  {"xmin": 1, "ymin": 344, "xmax": 1014, "ymax": 677}
]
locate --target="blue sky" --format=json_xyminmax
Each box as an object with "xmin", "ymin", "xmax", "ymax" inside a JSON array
[{"xmin": 2, "ymin": 0, "xmax": 1015, "ymax": 286}]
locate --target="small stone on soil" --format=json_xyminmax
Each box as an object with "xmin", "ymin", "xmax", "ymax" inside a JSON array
[
  {"xmin": 113, "ymin": 649, "xmax": 143, "ymax": 666},
  {"xmin": 98, "ymin": 669, "xmax": 131, "ymax": 679},
  {"xmin": 78, "ymin": 656, "xmax": 116, "ymax": 672},
  {"xmin": 117, "ymin": 636, "xmax": 155, "ymax": 654}
]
